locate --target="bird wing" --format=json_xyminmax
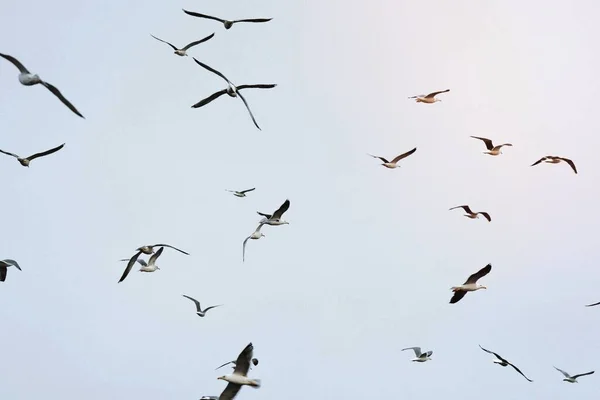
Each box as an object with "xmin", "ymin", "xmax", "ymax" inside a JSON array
[
  {"xmin": 182, "ymin": 10, "xmax": 226, "ymax": 23},
  {"xmin": 1, "ymin": 259, "xmax": 21, "ymax": 270},
  {"xmin": 368, "ymin": 154, "xmax": 389, "ymax": 163},
  {"xmin": 0, "ymin": 53, "xmax": 30, "ymax": 73},
  {"xmin": 423, "ymin": 351, "xmax": 433, "ymax": 358},
  {"xmin": 508, "ymin": 362, "xmax": 533, "ymax": 382},
  {"xmin": 148, "ymin": 247, "xmax": 164, "ymax": 265},
  {"xmin": 449, "ymin": 205, "xmax": 473, "ymax": 214},
  {"xmin": 218, "ymin": 382, "xmax": 242, "ymax": 400},
  {"xmin": 257, "ymin": 211, "xmax": 272, "ymax": 219},
  {"xmin": 233, "ymin": 18, "xmax": 273, "ymax": 24},
  {"xmin": 182, "ymin": 295, "xmax": 202, "ymax": 312},
  {"xmin": 391, "ymin": 147, "xmax": 417, "ymax": 163},
  {"xmin": 554, "ymin": 366, "xmax": 571, "ymax": 378},
  {"xmin": 137, "ymin": 259, "xmax": 148, "ymax": 267},
  {"xmin": 531, "ymin": 156, "xmax": 548, "ymax": 167},
  {"xmin": 236, "ymin": 90, "xmax": 261, "ymax": 130},
  {"xmin": 559, "ymin": 157, "xmax": 578, "ymax": 174},
  {"xmin": 119, "ymin": 251, "xmax": 142, "ymax": 283},
  {"xmin": 478, "ymin": 212, "xmax": 492, "ymax": 222},
  {"xmin": 182, "ymin": 33, "xmax": 216, "ymax": 50},
  {"xmin": 26, "ymin": 143, "xmax": 65, "ymax": 161},
  {"xmin": 40, "ymin": 81, "xmax": 85, "ymax": 118},
  {"xmin": 425, "ymin": 89, "xmax": 450, "ymax": 98},
  {"xmin": 243, "ymin": 236, "xmax": 251, "ymax": 262},
  {"xmin": 192, "ymin": 58, "xmax": 231, "ymax": 83},
  {"xmin": 470, "ymin": 136, "xmax": 494, "ymax": 150},
  {"xmin": 478, "ymin": 345, "xmax": 507, "ymax": 363},
  {"xmin": 585, "ymin": 300, "xmax": 600, "ymax": 307},
  {"xmin": 465, "ymin": 264, "xmax": 492, "ymax": 284},
  {"xmin": 449, "ymin": 290, "xmax": 467, "ymax": 304},
  {"xmin": 150, "ymin": 34, "xmax": 178, "ymax": 51},
  {"xmin": 202, "ymin": 305, "xmax": 222, "ymax": 313},
  {"xmin": 401, "ymin": 347, "xmax": 422, "ymax": 357},
  {"xmin": 237, "ymin": 84, "xmax": 277, "ymax": 90},
  {"xmin": 272, "ymin": 199, "xmax": 290, "ymax": 220},
  {"xmin": 571, "ymin": 371, "xmax": 595, "ymax": 379},
  {"xmin": 215, "ymin": 361, "xmax": 236, "ymax": 370},
  {"xmin": 0, "ymin": 149, "xmax": 20, "ymax": 159},
  {"xmin": 240, "ymin": 188, "xmax": 256, "ymax": 194},
  {"xmin": 495, "ymin": 143, "xmax": 513, "ymax": 150},
  {"xmin": 233, "ymin": 342, "xmax": 254, "ymax": 376},
  {"xmin": 152, "ymin": 244, "xmax": 189, "ymax": 255},
  {"xmin": 0, "ymin": 266, "xmax": 6, "ymax": 282},
  {"xmin": 191, "ymin": 90, "xmax": 228, "ymax": 108}
]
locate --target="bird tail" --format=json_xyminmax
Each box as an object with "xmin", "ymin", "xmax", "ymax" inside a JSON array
[{"xmin": 250, "ymin": 379, "xmax": 261, "ymax": 388}]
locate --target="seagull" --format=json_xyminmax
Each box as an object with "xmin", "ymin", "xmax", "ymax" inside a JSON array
[
  {"xmin": 217, "ymin": 343, "xmax": 261, "ymax": 400},
  {"xmin": 554, "ymin": 366, "xmax": 595, "ymax": 383},
  {"xmin": 182, "ymin": 295, "xmax": 222, "ymax": 317},
  {"xmin": 470, "ymin": 136, "xmax": 513, "ymax": 156},
  {"xmin": 450, "ymin": 264, "xmax": 492, "ymax": 304},
  {"xmin": 150, "ymin": 33, "xmax": 215, "ymax": 56},
  {"xmin": 408, "ymin": 89, "xmax": 449, "ymax": 104},
  {"xmin": 0, "ymin": 143, "xmax": 65, "ymax": 167},
  {"xmin": 479, "ymin": 345, "xmax": 533, "ymax": 382},
  {"xmin": 136, "ymin": 244, "xmax": 189, "ymax": 256},
  {"xmin": 191, "ymin": 58, "xmax": 276, "ymax": 130},
  {"xmin": 449, "ymin": 205, "xmax": 491, "ymax": 222},
  {"xmin": 257, "ymin": 199, "xmax": 290, "ymax": 226},
  {"xmin": 585, "ymin": 300, "xmax": 600, "ymax": 307},
  {"xmin": 118, "ymin": 247, "xmax": 164, "ymax": 283},
  {"xmin": 0, "ymin": 259, "xmax": 21, "ymax": 282},
  {"xmin": 531, "ymin": 156, "xmax": 577, "ymax": 174},
  {"xmin": 182, "ymin": 9, "xmax": 272, "ymax": 30},
  {"xmin": 243, "ymin": 224, "xmax": 265, "ymax": 262},
  {"xmin": 216, "ymin": 358, "xmax": 259, "ymax": 371},
  {"xmin": 0, "ymin": 53, "xmax": 84, "ymax": 118},
  {"xmin": 368, "ymin": 147, "xmax": 417, "ymax": 169},
  {"xmin": 227, "ymin": 188, "xmax": 255, "ymax": 198},
  {"xmin": 401, "ymin": 347, "xmax": 433, "ymax": 362}
]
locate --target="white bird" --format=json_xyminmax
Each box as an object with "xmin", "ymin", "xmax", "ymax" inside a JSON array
[
  {"xmin": 257, "ymin": 199, "xmax": 290, "ymax": 226},
  {"xmin": 368, "ymin": 147, "xmax": 417, "ymax": 169},
  {"xmin": 150, "ymin": 33, "xmax": 215, "ymax": 56},
  {"xmin": 243, "ymin": 224, "xmax": 265, "ymax": 262},
  {"xmin": 470, "ymin": 136, "xmax": 513, "ymax": 156},
  {"xmin": 449, "ymin": 205, "xmax": 491, "ymax": 222},
  {"xmin": 401, "ymin": 347, "xmax": 433, "ymax": 362},
  {"xmin": 0, "ymin": 143, "xmax": 65, "ymax": 167},
  {"xmin": 0, "ymin": 53, "xmax": 84, "ymax": 118},
  {"xmin": 408, "ymin": 89, "xmax": 450, "ymax": 103},
  {"xmin": 217, "ymin": 343, "xmax": 261, "ymax": 400},
  {"xmin": 191, "ymin": 58, "xmax": 276, "ymax": 130},
  {"xmin": 118, "ymin": 247, "xmax": 164, "ymax": 283},
  {"xmin": 0, "ymin": 259, "xmax": 21, "ymax": 282},
  {"xmin": 450, "ymin": 264, "xmax": 492, "ymax": 304},
  {"xmin": 554, "ymin": 366, "xmax": 595, "ymax": 383},
  {"xmin": 227, "ymin": 188, "xmax": 255, "ymax": 198},
  {"xmin": 216, "ymin": 358, "xmax": 259, "ymax": 371},
  {"xmin": 531, "ymin": 156, "xmax": 577, "ymax": 174},
  {"xmin": 183, "ymin": 9, "xmax": 272, "ymax": 30},
  {"xmin": 182, "ymin": 295, "xmax": 222, "ymax": 317},
  {"xmin": 136, "ymin": 243, "xmax": 189, "ymax": 256},
  {"xmin": 479, "ymin": 345, "xmax": 533, "ymax": 382}
]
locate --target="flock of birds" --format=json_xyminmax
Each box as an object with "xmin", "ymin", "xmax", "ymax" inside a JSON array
[{"xmin": 1, "ymin": 4, "xmax": 598, "ymax": 399}]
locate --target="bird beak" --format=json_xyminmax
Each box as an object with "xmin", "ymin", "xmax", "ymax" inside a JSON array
[{"xmin": 482, "ymin": 286, "xmax": 487, "ymax": 290}]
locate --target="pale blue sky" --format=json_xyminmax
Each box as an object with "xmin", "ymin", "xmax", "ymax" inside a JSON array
[{"xmin": 1, "ymin": 0, "xmax": 599, "ymax": 399}]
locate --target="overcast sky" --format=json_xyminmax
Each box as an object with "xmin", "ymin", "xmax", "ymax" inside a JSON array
[{"xmin": 1, "ymin": 0, "xmax": 599, "ymax": 399}]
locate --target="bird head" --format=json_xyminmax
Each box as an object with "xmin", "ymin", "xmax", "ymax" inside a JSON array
[
  {"xmin": 478, "ymin": 285, "xmax": 487, "ymax": 290},
  {"xmin": 217, "ymin": 376, "xmax": 227, "ymax": 381},
  {"xmin": 435, "ymin": 98, "xmax": 442, "ymax": 102},
  {"xmin": 252, "ymin": 358, "xmax": 259, "ymax": 366}
]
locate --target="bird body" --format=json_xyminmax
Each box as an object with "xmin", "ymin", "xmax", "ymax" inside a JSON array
[
  {"xmin": 227, "ymin": 188, "xmax": 255, "ymax": 198},
  {"xmin": 136, "ymin": 243, "xmax": 189, "ymax": 255},
  {"xmin": 479, "ymin": 345, "xmax": 533, "ymax": 382},
  {"xmin": 368, "ymin": 147, "xmax": 417, "ymax": 169},
  {"xmin": 449, "ymin": 205, "xmax": 491, "ymax": 222},
  {"xmin": 257, "ymin": 199, "xmax": 290, "ymax": 226},
  {"xmin": 243, "ymin": 224, "xmax": 265, "ymax": 262},
  {"xmin": 0, "ymin": 143, "xmax": 65, "ymax": 167},
  {"xmin": 409, "ymin": 89, "xmax": 449, "ymax": 103},
  {"xmin": 531, "ymin": 156, "xmax": 577, "ymax": 174},
  {"xmin": 182, "ymin": 294, "xmax": 222, "ymax": 317},
  {"xmin": 151, "ymin": 33, "xmax": 215, "ymax": 57},
  {"xmin": 183, "ymin": 9, "xmax": 272, "ymax": 30},
  {"xmin": 554, "ymin": 366, "xmax": 594, "ymax": 383},
  {"xmin": 217, "ymin": 343, "xmax": 261, "ymax": 400},
  {"xmin": 402, "ymin": 347, "xmax": 433, "ymax": 362},
  {"xmin": 470, "ymin": 136, "xmax": 512, "ymax": 156},
  {"xmin": 450, "ymin": 264, "xmax": 492, "ymax": 303}
]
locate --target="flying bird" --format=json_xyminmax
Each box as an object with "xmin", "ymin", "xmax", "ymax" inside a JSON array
[
  {"xmin": 401, "ymin": 347, "xmax": 433, "ymax": 362},
  {"xmin": 136, "ymin": 244, "xmax": 189, "ymax": 256},
  {"xmin": 182, "ymin": 9, "xmax": 272, "ymax": 30},
  {"xmin": 585, "ymin": 300, "xmax": 600, "ymax": 307},
  {"xmin": 118, "ymin": 247, "xmax": 164, "ymax": 283},
  {"xmin": 227, "ymin": 188, "xmax": 255, "ymax": 198},
  {"xmin": 449, "ymin": 205, "xmax": 491, "ymax": 222},
  {"xmin": 182, "ymin": 295, "xmax": 222, "ymax": 317},
  {"xmin": 450, "ymin": 264, "xmax": 492, "ymax": 304},
  {"xmin": 243, "ymin": 224, "xmax": 265, "ymax": 262},
  {"xmin": 470, "ymin": 136, "xmax": 513, "ymax": 156},
  {"xmin": 217, "ymin": 343, "xmax": 261, "ymax": 400},
  {"xmin": 408, "ymin": 89, "xmax": 449, "ymax": 104},
  {"xmin": 479, "ymin": 345, "xmax": 533, "ymax": 382},
  {"xmin": 191, "ymin": 58, "xmax": 276, "ymax": 130},
  {"xmin": 0, "ymin": 53, "xmax": 84, "ymax": 118},
  {"xmin": 0, "ymin": 259, "xmax": 21, "ymax": 282},
  {"xmin": 216, "ymin": 358, "xmax": 259, "ymax": 371},
  {"xmin": 200, "ymin": 397, "xmax": 219, "ymax": 400},
  {"xmin": 554, "ymin": 366, "xmax": 595, "ymax": 383},
  {"xmin": 257, "ymin": 199, "xmax": 290, "ymax": 226},
  {"xmin": 531, "ymin": 156, "xmax": 577, "ymax": 174},
  {"xmin": 0, "ymin": 143, "xmax": 65, "ymax": 167},
  {"xmin": 150, "ymin": 33, "xmax": 215, "ymax": 56},
  {"xmin": 368, "ymin": 147, "xmax": 417, "ymax": 169}
]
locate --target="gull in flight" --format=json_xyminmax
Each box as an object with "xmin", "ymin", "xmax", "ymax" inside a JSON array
[
  {"xmin": 531, "ymin": 156, "xmax": 577, "ymax": 174},
  {"xmin": 182, "ymin": 295, "xmax": 222, "ymax": 317},
  {"xmin": 450, "ymin": 264, "xmax": 492, "ymax": 304},
  {"xmin": 449, "ymin": 205, "xmax": 491, "ymax": 222},
  {"xmin": 217, "ymin": 343, "xmax": 261, "ymax": 400},
  {"xmin": 257, "ymin": 199, "xmax": 290, "ymax": 226},
  {"xmin": 243, "ymin": 224, "xmax": 265, "ymax": 262},
  {"xmin": 479, "ymin": 345, "xmax": 533, "ymax": 382},
  {"xmin": 227, "ymin": 188, "xmax": 255, "ymax": 198},
  {"xmin": 408, "ymin": 89, "xmax": 449, "ymax": 104},
  {"xmin": 0, "ymin": 259, "xmax": 21, "ymax": 282},
  {"xmin": 0, "ymin": 53, "xmax": 84, "ymax": 118},
  {"xmin": 118, "ymin": 247, "xmax": 164, "ymax": 283},
  {"xmin": 216, "ymin": 358, "xmax": 259, "ymax": 371},
  {"xmin": 182, "ymin": 9, "xmax": 272, "ymax": 30},
  {"xmin": 191, "ymin": 58, "xmax": 276, "ymax": 130},
  {"xmin": 401, "ymin": 347, "xmax": 433, "ymax": 362},
  {"xmin": 470, "ymin": 136, "xmax": 512, "ymax": 156},
  {"xmin": 150, "ymin": 33, "xmax": 215, "ymax": 56},
  {"xmin": 0, "ymin": 143, "xmax": 65, "ymax": 167},
  {"xmin": 368, "ymin": 147, "xmax": 417, "ymax": 169},
  {"xmin": 554, "ymin": 366, "xmax": 595, "ymax": 383}
]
